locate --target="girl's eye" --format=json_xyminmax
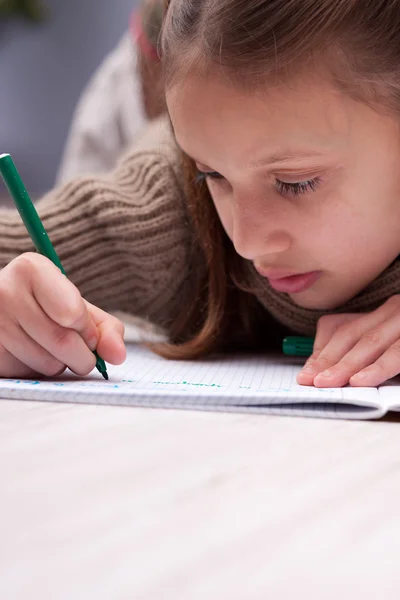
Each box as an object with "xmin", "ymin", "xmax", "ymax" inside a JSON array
[
  {"xmin": 195, "ymin": 171, "xmax": 225, "ymax": 184},
  {"xmin": 274, "ymin": 177, "xmax": 322, "ymax": 197},
  {"xmin": 195, "ymin": 171, "xmax": 322, "ymax": 197}
]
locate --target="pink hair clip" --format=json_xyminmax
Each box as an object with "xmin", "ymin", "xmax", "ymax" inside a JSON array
[{"xmin": 130, "ymin": 10, "xmax": 161, "ymax": 61}]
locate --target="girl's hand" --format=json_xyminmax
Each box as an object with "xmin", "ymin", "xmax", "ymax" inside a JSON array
[
  {"xmin": 296, "ymin": 295, "xmax": 400, "ymax": 387},
  {"xmin": 0, "ymin": 253, "xmax": 126, "ymax": 378}
]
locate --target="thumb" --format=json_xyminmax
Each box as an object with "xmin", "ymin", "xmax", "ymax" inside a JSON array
[{"xmin": 85, "ymin": 301, "xmax": 126, "ymax": 365}]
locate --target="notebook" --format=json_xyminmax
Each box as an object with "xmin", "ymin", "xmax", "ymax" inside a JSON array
[{"xmin": 1, "ymin": 343, "xmax": 400, "ymax": 419}]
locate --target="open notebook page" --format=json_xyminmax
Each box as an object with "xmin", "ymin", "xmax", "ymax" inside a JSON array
[
  {"xmin": 377, "ymin": 376, "xmax": 400, "ymax": 412},
  {"xmin": 0, "ymin": 344, "xmax": 384, "ymax": 420}
]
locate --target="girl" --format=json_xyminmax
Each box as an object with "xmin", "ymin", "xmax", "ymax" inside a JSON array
[
  {"xmin": 57, "ymin": 0, "xmax": 166, "ymax": 183},
  {"xmin": 1, "ymin": 0, "xmax": 400, "ymax": 390}
]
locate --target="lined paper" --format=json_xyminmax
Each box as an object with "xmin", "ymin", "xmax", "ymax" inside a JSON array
[{"xmin": 0, "ymin": 344, "xmax": 383, "ymax": 419}]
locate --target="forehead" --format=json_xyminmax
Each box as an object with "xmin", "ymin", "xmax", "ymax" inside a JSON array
[{"xmin": 166, "ymin": 72, "xmax": 353, "ymax": 163}]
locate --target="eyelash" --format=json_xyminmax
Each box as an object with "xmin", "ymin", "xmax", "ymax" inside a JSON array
[{"xmin": 195, "ymin": 171, "xmax": 322, "ymax": 197}]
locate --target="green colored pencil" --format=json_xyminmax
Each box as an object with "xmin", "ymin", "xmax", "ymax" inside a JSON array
[
  {"xmin": 282, "ymin": 336, "xmax": 314, "ymax": 357},
  {"xmin": 0, "ymin": 153, "xmax": 108, "ymax": 380}
]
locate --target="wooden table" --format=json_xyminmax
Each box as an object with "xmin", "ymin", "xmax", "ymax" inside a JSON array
[
  {"xmin": 1, "ymin": 403, "xmax": 400, "ymax": 599},
  {"xmin": 1, "ymin": 323, "xmax": 400, "ymax": 599}
]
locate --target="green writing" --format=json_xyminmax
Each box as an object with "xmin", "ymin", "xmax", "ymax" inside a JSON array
[{"xmin": 153, "ymin": 380, "xmax": 223, "ymax": 388}]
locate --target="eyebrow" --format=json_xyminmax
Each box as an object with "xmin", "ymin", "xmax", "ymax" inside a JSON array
[
  {"xmin": 176, "ymin": 143, "xmax": 328, "ymax": 168},
  {"xmin": 250, "ymin": 149, "xmax": 327, "ymax": 166}
]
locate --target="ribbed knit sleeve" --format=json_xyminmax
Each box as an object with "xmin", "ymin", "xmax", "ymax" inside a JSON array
[{"xmin": 0, "ymin": 117, "xmax": 192, "ymax": 333}]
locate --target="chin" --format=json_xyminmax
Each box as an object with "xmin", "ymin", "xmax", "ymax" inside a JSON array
[{"xmin": 288, "ymin": 291, "xmax": 345, "ymax": 311}]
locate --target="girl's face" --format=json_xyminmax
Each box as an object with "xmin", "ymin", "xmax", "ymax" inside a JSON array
[{"xmin": 166, "ymin": 73, "xmax": 400, "ymax": 309}]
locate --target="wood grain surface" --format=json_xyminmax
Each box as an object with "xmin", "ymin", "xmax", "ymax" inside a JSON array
[{"xmin": 1, "ymin": 395, "xmax": 400, "ymax": 599}]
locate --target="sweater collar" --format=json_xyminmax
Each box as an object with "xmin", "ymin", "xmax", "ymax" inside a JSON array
[{"xmin": 244, "ymin": 256, "xmax": 400, "ymax": 336}]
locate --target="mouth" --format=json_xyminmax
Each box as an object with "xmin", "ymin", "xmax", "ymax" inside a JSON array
[{"xmin": 255, "ymin": 267, "xmax": 322, "ymax": 293}]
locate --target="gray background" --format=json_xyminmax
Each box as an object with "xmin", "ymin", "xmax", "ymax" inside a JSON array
[{"xmin": 0, "ymin": 0, "xmax": 137, "ymax": 195}]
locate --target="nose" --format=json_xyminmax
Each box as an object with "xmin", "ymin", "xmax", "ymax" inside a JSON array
[{"xmin": 231, "ymin": 198, "xmax": 292, "ymax": 260}]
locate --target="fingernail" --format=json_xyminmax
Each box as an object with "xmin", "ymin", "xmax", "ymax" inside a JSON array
[
  {"xmin": 88, "ymin": 336, "xmax": 98, "ymax": 351},
  {"xmin": 300, "ymin": 364, "xmax": 315, "ymax": 374}
]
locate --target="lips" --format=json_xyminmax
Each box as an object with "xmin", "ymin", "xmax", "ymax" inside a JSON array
[{"xmin": 255, "ymin": 267, "xmax": 322, "ymax": 293}]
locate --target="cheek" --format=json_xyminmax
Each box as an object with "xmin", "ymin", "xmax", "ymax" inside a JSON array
[
  {"xmin": 209, "ymin": 175, "xmax": 399, "ymax": 265},
  {"xmin": 308, "ymin": 199, "xmax": 363, "ymax": 253},
  {"xmin": 308, "ymin": 188, "xmax": 397, "ymax": 270},
  {"xmin": 208, "ymin": 187, "xmax": 234, "ymax": 238}
]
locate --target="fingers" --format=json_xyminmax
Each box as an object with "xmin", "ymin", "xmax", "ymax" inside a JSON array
[
  {"xmin": 0, "ymin": 334, "xmax": 66, "ymax": 378},
  {"xmin": 1, "ymin": 255, "xmax": 97, "ymax": 375},
  {"xmin": 0, "ymin": 347, "xmax": 44, "ymax": 379},
  {"xmin": 350, "ymin": 342, "xmax": 400, "ymax": 386},
  {"xmin": 0, "ymin": 253, "xmax": 126, "ymax": 379},
  {"xmin": 85, "ymin": 302, "xmax": 126, "ymax": 365},
  {"xmin": 297, "ymin": 298, "xmax": 400, "ymax": 387},
  {"xmin": 26, "ymin": 255, "xmax": 100, "ymax": 351},
  {"xmin": 28, "ymin": 255, "xmax": 126, "ymax": 366},
  {"xmin": 297, "ymin": 313, "xmax": 365, "ymax": 385},
  {"xmin": 314, "ymin": 314, "xmax": 400, "ymax": 387},
  {"xmin": 17, "ymin": 299, "xmax": 97, "ymax": 376},
  {"xmin": 1, "ymin": 294, "xmax": 96, "ymax": 376},
  {"xmin": 311, "ymin": 313, "xmax": 362, "ymax": 358}
]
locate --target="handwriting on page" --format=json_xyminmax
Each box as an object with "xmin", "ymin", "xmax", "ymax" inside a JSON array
[
  {"xmin": 0, "ymin": 345, "xmax": 383, "ymax": 421},
  {"xmin": 1, "ymin": 346, "xmax": 334, "ymax": 396}
]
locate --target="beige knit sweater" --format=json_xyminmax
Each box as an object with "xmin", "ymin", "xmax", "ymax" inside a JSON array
[{"xmin": 1, "ymin": 116, "xmax": 399, "ymax": 348}]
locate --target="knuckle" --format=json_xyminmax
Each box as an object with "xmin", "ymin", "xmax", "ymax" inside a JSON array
[
  {"xmin": 335, "ymin": 320, "xmax": 357, "ymax": 336},
  {"xmin": 389, "ymin": 342, "xmax": 400, "ymax": 359},
  {"xmin": 330, "ymin": 321, "xmax": 360, "ymax": 345},
  {"xmin": 58, "ymin": 290, "xmax": 85, "ymax": 329},
  {"xmin": 0, "ymin": 254, "xmax": 41, "ymax": 304},
  {"xmin": 72, "ymin": 360, "xmax": 95, "ymax": 377},
  {"xmin": 52, "ymin": 326, "xmax": 76, "ymax": 350},
  {"xmin": 41, "ymin": 358, "xmax": 66, "ymax": 377},
  {"xmin": 5, "ymin": 253, "xmax": 57, "ymax": 289},
  {"xmin": 338, "ymin": 356, "xmax": 358, "ymax": 372},
  {"xmin": 112, "ymin": 316, "xmax": 125, "ymax": 337},
  {"xmin": 361, "ymin": 330, "xmax": 382, "ymax": 347},
  {"xmin": 371, "ymin": 359, "xmax": 386, "ymax": 375},
  {"xmin": 315, "ymin": 354, "xmax": 331, "ymax": 369},
  {"xmin": 11, "ymin": 252, "xmax": 40, "ymax": 277},
  {"xmin": 373, "ymin": 342, "xmax": 400, "ymax": 376},
  {"xmin": 317, "ymin": 313, "xmax": 361, "ymax": 334},
  {"xmin": 316, "ymin": 314, "xmax": 336, "ymax": 329},
  {"xmin": 0, "ymin": 278, "xmax": 13, "ymax": 305},
  {"xmin": 316, "ymin": 314, "xmax": 346, "ymax": 337}
]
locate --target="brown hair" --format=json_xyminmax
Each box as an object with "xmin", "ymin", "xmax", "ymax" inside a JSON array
[{"xmin": 150, "ymin": 0, "xmax": 400, "ymax": 360}]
